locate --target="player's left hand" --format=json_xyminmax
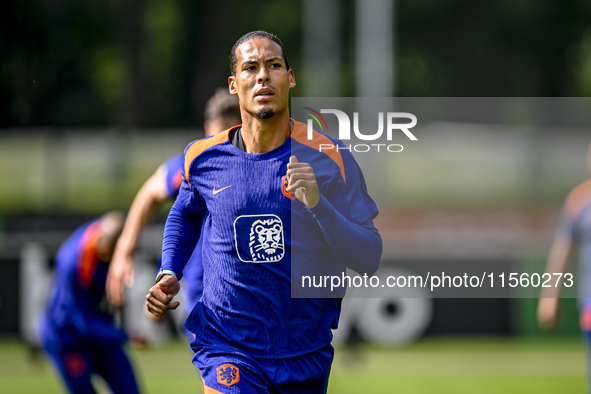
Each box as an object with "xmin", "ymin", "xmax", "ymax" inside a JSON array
[
  {"xmin": 145, "ymin": 275, "xmax": 180, "ymax": 318},
  {"xmin": 286, "ymin": 156, "xmax": 319, "ymax": 208}
]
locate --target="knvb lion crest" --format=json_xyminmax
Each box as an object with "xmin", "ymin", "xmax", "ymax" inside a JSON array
[
  {"xmin": 217, "ymin": 363, "xmax": 240, "ymax": 387},
  {"xmin": 249, "ymin": 217, "xmax": 284, "ymax": 262},
  {"xmin": 234, "ymin": 214, "xmax": 285, "ymax": 263}
]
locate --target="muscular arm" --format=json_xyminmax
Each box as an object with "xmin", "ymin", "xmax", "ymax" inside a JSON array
[
  {"xmin": 537, "ymin": 232, "xmax": 576, "ymax": 329},
  {"xmin": 288, "ymin": 156, "xmax": 382, "ymax": 276},
  {"xmin": 146, "ymin": 198, "xmax": 203, "ymax": 318},
  {"xmin": 160, "ymin": 199, "xmax": 204, "ymax": 279},
  {"xmin": 107, "ymin": 165, "xmax": 170, "ymax": 306},
  {"xmin": 309, "ymin": 195, "xmax": 382, "ymax": 276}
]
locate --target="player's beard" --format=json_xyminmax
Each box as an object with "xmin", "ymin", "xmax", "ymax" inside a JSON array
[{"xmin": 258, "ymin": 108, "xmax": 275, "ymax": 119}]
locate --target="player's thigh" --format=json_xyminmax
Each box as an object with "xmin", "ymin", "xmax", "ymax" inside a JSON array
[
  {"xmin": 272, "ymin": 344, "xmax": 334, "ymax": 394},
  {"xmin": 193, "ymin": 344, "xmax": 271, "ymax": 393},
  {"xmin": 94, "ymin": 344, "xmax": 140, "ymax": 394},
  {"xmin": 45, "ymin": 347, "xmax": 96, "ymax": 394}
]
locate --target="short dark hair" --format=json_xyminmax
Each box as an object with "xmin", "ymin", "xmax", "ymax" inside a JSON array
[
  {"xmin": 204, "ymin": 88, "xmax": 241, "ymax": 121},
  {"xmin": 229, "ymin": 30, "xmax": 290, "ymax": 76}
]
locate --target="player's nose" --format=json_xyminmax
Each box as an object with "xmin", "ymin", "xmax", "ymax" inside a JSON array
[{"xmin": 257, "ymin": 67, "xmax": 271, "ymax": 83}]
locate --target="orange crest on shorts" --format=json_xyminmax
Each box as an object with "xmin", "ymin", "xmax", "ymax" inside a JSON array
[
  {"xmin": 64, "ymin": 352, "xmax": 86, "ymax": 378},
  {"xmin": 217, "ymin": 363, "xmax": 240, "ymax": 387},
  {"xmin": 282, "ymin": 175, "xmax": 296, "ymax": 200}
]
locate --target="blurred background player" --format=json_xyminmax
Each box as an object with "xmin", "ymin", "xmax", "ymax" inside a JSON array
[
  {"xmin": 106, "ymin": 88, "xmax": 241, "ymax": 338},
  {"xmin": 538, "ymin": 141, "xmax": 591, "ymax": 391},
  {"xmin": 38, "ymin": 212, "xmax": 140, "ymax": 394}
]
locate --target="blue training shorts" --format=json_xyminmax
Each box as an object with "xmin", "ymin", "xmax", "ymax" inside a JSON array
[
  {"xmin": 191, "ymin": 338, "xmax": 334, "ymax": 394},
  {"xmin": 43, "ymin": 341, "xmax": 139, "ymax": 394}
]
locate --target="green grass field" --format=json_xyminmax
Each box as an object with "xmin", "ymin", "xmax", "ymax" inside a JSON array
[{"xmin": 0, "ymin": 337, "xmax": 586, "ymax": 393}]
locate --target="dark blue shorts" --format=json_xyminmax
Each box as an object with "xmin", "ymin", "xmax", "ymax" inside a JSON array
[
  {"xmin": 44, "ymin": 341, "xmax": 139, "ymax": 394},
  {"xmin": 191, "ymin": 338, "xmax": 334, "ymax": 394}
]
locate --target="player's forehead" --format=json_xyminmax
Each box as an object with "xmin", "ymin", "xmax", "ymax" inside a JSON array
[{"xmin": 236, "ymin": 37, "xmax": 284, "ymax": 65}]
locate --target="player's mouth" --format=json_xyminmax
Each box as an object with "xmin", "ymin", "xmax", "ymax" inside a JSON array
[{"xmin": 255, "ymin": 89, "xmax": 275, "ymax": 100}]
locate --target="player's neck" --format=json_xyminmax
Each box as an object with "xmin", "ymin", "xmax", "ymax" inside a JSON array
[{"xmin": 241, "ymin": 113, "xmax": 291, "ymax": 154}]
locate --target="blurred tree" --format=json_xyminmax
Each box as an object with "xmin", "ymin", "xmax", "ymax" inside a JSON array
[
  {"xmin": 3, "ymin": 0, "xmax": 591, "ymax": 128},
  {"xmin": 0, "ymin": 0, "xmax": 302, "ymax": 128},
  {"xmin": 397, "ymin": 0, "xmax": 591, "ymax": 96}
]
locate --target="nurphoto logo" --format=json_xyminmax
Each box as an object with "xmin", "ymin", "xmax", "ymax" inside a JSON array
[{"xmin": 303, "ymin": 107, "xmax": 417, "ymax": 153}]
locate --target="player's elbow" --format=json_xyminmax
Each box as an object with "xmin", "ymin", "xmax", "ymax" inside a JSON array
[
  {"xmin": 349, "ymin": 231, "xmax": 382, "ymax": 276},
  {"xmin": 365, "ymin": 233, "xmax": 382, "ymax": 276}
]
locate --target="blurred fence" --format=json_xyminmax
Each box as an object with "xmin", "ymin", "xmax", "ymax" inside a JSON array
[
  {"xmin": 1, "ymin": 118, "xmax": 590, "ymax": 215},
  {"xmin": 0, "ymin": 128, "xmax": 201, "ymax": 214}
]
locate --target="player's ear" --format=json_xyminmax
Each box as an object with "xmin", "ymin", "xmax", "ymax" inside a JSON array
[
  {"xmin": 288, "ymin": 69, "xmax": 296, "ymax": 89},
  {"xmin": 228, "ymin": 76, "xmax": 237, "ymax": 95}
]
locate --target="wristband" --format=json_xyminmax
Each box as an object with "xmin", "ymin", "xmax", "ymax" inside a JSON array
[{"xmin": 155, "ymin": 270, "xmax": 177, "ymax": 284}]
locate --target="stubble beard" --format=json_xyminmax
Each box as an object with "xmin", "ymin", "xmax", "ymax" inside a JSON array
[{"xmin": 258, "ymin": 108, "xmax": 275, "ymax": 119}]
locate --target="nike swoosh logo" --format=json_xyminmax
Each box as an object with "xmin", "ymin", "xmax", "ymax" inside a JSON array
[{"xmin": 213, "ymin": 185, "xmax": 232, "ymax": 195}]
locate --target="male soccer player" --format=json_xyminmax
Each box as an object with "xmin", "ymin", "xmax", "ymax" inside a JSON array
[
  {"xmin": 39, "ymin": 212, "xmax": 140, "ymax": 394},
  {"xmin": 106, "ymin": 88, "xmax": 241, "ymax": 324},
  {"xmin": 538, "ymin": 142, "xmax": 591, "ymax": 391},
  {"xmin": 146, "ymin": 31, "xmax": 382, "ymax": 393}
]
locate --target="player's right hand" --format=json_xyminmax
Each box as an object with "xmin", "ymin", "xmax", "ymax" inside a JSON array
[
  {"xmin": 537, "ymin": 297, "xmax": 559, "ymax": 330},
  {"xmin": 286, "ymin": 156, "xmax": 320, "ymax": 208},
  {"xmin": 106, "ymin": 250, "xmax": 135, "ymax": 307},
  {"xmin": 145, "ymin": 275, "xmax": 181, "ymax": 318}
]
